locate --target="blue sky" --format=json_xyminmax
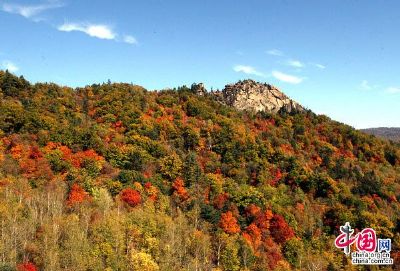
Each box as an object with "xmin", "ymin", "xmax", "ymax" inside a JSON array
[{"xmin": 1, "ymin": 0, "xmax": 399, "ymax": 128}]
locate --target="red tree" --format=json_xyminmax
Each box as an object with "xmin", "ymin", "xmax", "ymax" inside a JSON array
[
  {"xmin": 172, "ymin": 178, "xmax": 189, "ymax": 201},
  {"xmin": 120, "ymin": 188, "xmax": 142, "ymax": 207},
  {"xmin": 219, "ymin": 211, "xmax": 241, "ymax": 234},
  {"xmin": 213, "ymin": 193, "xmax": 228, "ymax": 209},
  {"xmin": 245, "ymin": 204, "xmax": 261, "ymax": 217},
  {"xmin": 66, "ymin": 183, "xmax": 88, "ymax": 206},
  {"xmin": 17, "ymin": 262, "xmax": 38, "ymax": 271},
  {"xmin": 263, "ymin": 238, "xmax": 283, "ymax": 270},
  {"xmin": 243, "ymin": 223, "xmax": 262, "ymax": 252},
  {"xmin": 269, "ymin": 214, "xmax": 295, "ymax": 244},
  {"xmin": 254, "ymin": 209, "xmax": 273, "ymax": 231},
  {"xmin": 28, "ymin": 146, "xmax": 43, "ymax": 159}
]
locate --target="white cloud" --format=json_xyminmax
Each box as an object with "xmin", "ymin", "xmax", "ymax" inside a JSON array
[
  {"xmin": 309, "ymin": 63, "xmax": 326, "ymax": 69},
  {"xmin": 386, "ymin": 87, "xmax": 400, "ymax": 94},
  {"xmin": 266, "ymin": 49, "xmax": 284, "ymax": 56},
  {"xmin": 360, "ymin": 80, "xmax": 372, "ymax": 90},
  {"xmin": 233, "ymin": 65, "xmax": 265, "ymax": 77},
  {"xmin": 272, "ymin": 71, "xmax": 303, "ymax": 84},
  {"xmin": 123, "ymin": 35, "xmax": 137, "ymax": 44},
  {"xmin": 58, "ymin": 23, "xmax": 116, "ymax": 40},
  {"xmin": 58, "ymin": 23, "xmax": 137, "ymax": 44},
  {"xmin": 1, "ymin": 61, "xmax": 19, "ymax": 72},
  {"xmin": 360, "ymin": 80, "xmax": 380, "ymax": 91},
  {"xmin": 313, "ymin": 63, "xmax": 326, "ymax": 69},
  {"xmin": 287, "ymin": 59, "xmax": 304, "ymax": 68},
  {"xmin": 2, "ymin": 1, "xmax": 63, "ymax": 19}
]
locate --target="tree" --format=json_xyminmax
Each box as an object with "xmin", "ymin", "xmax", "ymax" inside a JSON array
[
  {"xmin": 172, "ymin": 177, "xmax": 189, "ymax": 201},
  {"xmin": 182, "ymin": 127, "xmax": 199, "ymax": 150},
  {"xmin": 262, "ymin": 238, "xmax": 284, "ymax": 270},
  {"xmin": 120, "ymin": 188, "xmax": 142, "ymax": 207},
  {"xmin": 0, "ymin": 264, "xmax": 15, "ymax": 271},
  {"xmin": 384, "ymin": 147, "xmax": 399, "ymax": 166},
  {"xmin": 159, "ymin": 152, "xmax": 182, "ymax": 180},
  {"xmin": 352, "ymin": 170, "xmax": 382, "ymax": 196},
  {"xmin": 254, "ymin": 210, "xmax": 273, "ymax": 231},
  {"xmin": 0, "ymin": 100, "xmax": 26, "ymax": 133},
  {"xmin": 16, "ymin": 262, "xmax": 37, "ymax": 271},
  {"xmin": 220, "ymin": 239, "xmax": 241, "ymax": 271},
  {"xmin": 183, "ymin": 152, "xmax": 201, "ymax": 186},
  {"xmin": 66, "ymin": 183, "xmax": 88, "ymax": 206},
  {"xmin": 219, "ymin": 211, "xmax": 240, "ymax": 234},
  {"xmin": 269, "ymin": 214, "xmax": 295, "ymax": 244},
  {"xmin": 130, "ymin": 252, "xmax": 159, "ymax": 271},
  {"xmin": 242, "ymin": 223, "xmax": 262, "ymax": 252},
  {"xmin": 283, "ymin": 238, "xmax": 304, "ymax": 268},
  {"xmin": 1, "ymin": 70, "xmax": 28, "ymax": 97}
]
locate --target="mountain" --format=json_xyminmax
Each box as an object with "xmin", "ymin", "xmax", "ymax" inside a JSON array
[
  {"xmin": 361, "ymin": 127, "xmax": 400, "ymax": 142},
  {"xmin": 0, "ymin": 70, "xmax": 399, "ymax": 271}
]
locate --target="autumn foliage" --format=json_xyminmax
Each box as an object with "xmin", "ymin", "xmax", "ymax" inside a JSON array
[
  {"xmin": 219, "ymin": 211, "xmax": 241, "ymax": 234},
  {"xmin": 0, "ymin": 72, "xmax": 399, "ymax": 270},
  {"xmin": 269, "ymin": 214, "xmax": 295, "ymax": 244},
  {"xmin": 172, "ymin": 177, "xmax": 189, "ymax": 201},
  {"xmin": 44, "ymin": 142, "xmax": 104, "ymax": 169},
  {"xmin": 254, "ymin": 210, "xmax": 273, "ymax": 231},
  {"xmin": 263, "ymin": 237, "xmax": 284, "ymax": 270},
  {"xmin": 243, "ymin": 223, "xmax": 262, "ymax": 252},
  {"xmin": 213, "ymin": 193, "xmax": 229, "ymax": 209},
  {"xmin": 144, "ymin": 182, "xmax": 158, "ymax": 201},
  {"xmin": 120, "ymin": 188, "xmax": 142, "ymax": 207},
  {"xmin": 17, "ymin": 262, "xmax": 38, "ymax": 271},
  {"xmin": 66, "ymin": 183, "xmax": 88, "ymax": 206}
]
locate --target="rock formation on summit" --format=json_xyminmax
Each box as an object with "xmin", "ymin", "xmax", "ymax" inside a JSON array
[
  {"xmin": 214, "ymin": 79, "xmax": 304, "ymax": 113},
  {"xmin": 191, "ymin": 83, "xmax": 207, "ymax": 96}
]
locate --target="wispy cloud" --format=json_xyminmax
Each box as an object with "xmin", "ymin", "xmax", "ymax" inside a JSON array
[
  {"xmin": 359, "ymin": 80, "xmax": 379, "ymax": 91},
  {"xmin": 386, "ymin": 87, "xmax": 400, "ymax": 94},
  {"xmin": 233, "ymin": 65, "xmax": 265, "ymax": 77},
  {"xmin": 287, "ymin": 59, "xmax": 304, "ymax": 68},
  {"xmin": 2, "ymin": 1, "xmax": 63, "ymax": 20},
  {"xmin": 313, "ymin": 63, "xmax": 326, "ymax": 69},
  {"xmin": 58, "ymin": 23, "xmax": 116, "ymax": 40},
  {"xmin": 266, "ymin": 49, "xmax": 284, "ymax": 57},
  {"xmin": 360, "ymin": 80, "xmax": 373, "ymax": 90},
  {"xmin": 58, "ymin": 22, "xmax": 137, "ymax": 44},
  {"xmin": 123, "ymin": 35, "xmax": 137, "ymax": 45},
  {"xmin": 272, "ymin": 71, "xmax": 303, "ymax": 84},
  {"xmin": 1, "ymin": 60, "xmax": 19, "ymax": 72}
]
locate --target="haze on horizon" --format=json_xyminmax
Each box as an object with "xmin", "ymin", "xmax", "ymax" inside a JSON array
[{"xmin": 1, "ymin": 0, "xmax": 399, "ymax": 129}]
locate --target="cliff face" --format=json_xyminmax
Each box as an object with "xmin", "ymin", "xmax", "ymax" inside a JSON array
[{"xmin": 211, "ymin": 79, "xmax": 304, "ymax": 113}]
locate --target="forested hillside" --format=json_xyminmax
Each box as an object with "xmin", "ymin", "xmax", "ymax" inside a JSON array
[
  {"xmin": 361, "ymin": 128, "xmax": 400, "ymax": 143},
  {"xmin": 0, "ymin": 70, "xmax": 399, "ymax": 271}
]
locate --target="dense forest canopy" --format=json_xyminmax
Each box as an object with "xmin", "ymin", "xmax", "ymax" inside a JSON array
[{"xmin": 0, "ymin": 70, "xmax": 399, "ymax": 271}]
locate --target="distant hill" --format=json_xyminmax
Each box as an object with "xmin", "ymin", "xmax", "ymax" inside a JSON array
[{"xmin": 361, "ymin": 127, "xmax": 400, "ymax": 142}]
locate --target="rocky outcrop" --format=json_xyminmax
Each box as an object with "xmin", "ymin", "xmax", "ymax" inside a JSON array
[
  {"xmin": 216, "ymin": 79, "xmax": 304, "ymax": 113},
  {"xmin": 191, "ymin": 83, "xmax": 207, "ymax": 96},
  {"xmin": 192, "ymin": 79, "xmax": 304, "ymax": 114}
]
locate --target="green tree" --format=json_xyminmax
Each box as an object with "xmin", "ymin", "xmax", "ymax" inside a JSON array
[
  {"xmin": 220, "ymin": 238, "xmax": 241, "ymax": 271},
  {"xmin": 283, "ymin": 238, "xmax": 304, "ymax": 268},
  {"xmin": 159, "ymin": 152, "xmax": 182, "ymax": 180}
]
